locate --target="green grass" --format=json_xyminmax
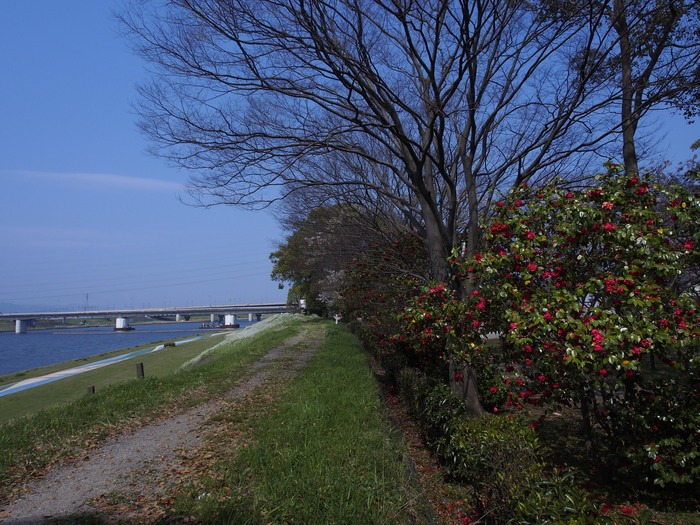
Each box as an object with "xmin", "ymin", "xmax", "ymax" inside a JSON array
[
  {"xmin": 178, "ymin": 323, "xmax": 428, "ymax": 524},
  {"xmin": 0, "ymin": 315, "xmax": 303, "ymax": 492},
  {"xmin": 0, "ymin": 317, "xmax": 430, "ymax": 524}
]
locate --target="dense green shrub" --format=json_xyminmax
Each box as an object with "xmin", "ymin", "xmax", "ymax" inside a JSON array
[
  {"xmin": 396, "ymin": 369, "xmax": 617, "ymax": 524},
  {"xmin": 513, "ymin": 470, "xmax": 610, "ymax": 525},
  {"xmin": 401, "ymin": 166, "xmax": 699, "ymax": 488},
  {"xmin": 605, "ymin": 374, "xmax": 700, "ymax": 488}
]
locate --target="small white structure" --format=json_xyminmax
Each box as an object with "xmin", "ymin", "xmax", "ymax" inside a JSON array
[
  {"xmin": 115, "ymin": 317, "xmax": 132, "ymax": 331},
  {"xmin": 15, "ymin": 319, "xmax": 28, "ymax": 334},
  {"xmin": 223, "ymin": 314, "xmax": 239, "ymax": 328}
]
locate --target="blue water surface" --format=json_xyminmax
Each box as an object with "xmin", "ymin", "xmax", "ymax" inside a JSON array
[{"xmin": 0, "ymin": 321, "xmax": 250, "ymax": 376}]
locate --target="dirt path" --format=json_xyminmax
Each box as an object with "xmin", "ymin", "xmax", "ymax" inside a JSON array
[{"xmin": 0, "ymin": 326, "xmax": 324, "ymax": 524}]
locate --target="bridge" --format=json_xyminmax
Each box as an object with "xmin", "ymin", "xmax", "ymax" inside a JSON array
[{"xmin": 0, "ymin": 303, "xmax": 294, "ymax": 333}]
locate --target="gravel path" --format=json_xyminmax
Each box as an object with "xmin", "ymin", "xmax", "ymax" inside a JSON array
[{"xmin": 0, "ymin": 325, "xmax": 323, "ymax": 524}]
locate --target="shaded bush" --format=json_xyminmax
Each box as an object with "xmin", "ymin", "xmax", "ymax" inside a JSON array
[{"xmin": 396, "ymin": 368, "xmax": 616, "ymax": 524}]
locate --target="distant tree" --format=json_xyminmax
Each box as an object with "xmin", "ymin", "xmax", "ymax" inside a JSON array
[
  {"xmin": 339, "ymin": 231, "xmax": 432, "ymax": 373},
  {"xmin": 270, "ymin": 204, "xmax": 387, "ymax": 315}
]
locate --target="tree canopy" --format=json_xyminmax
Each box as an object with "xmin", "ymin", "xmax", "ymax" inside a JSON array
[{"xmin": 120, "ymin": 0, "xmax": 638, "ymax": 282}]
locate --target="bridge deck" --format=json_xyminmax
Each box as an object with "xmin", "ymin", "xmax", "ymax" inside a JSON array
[{"xmin": 0, "ymin": 303, "xmax": 292, "ymax": 320}]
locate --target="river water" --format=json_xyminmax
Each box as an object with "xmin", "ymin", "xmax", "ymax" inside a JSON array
[{"xmin": 0, "ymin": 321, "xmax": 252, "ymax": 376}]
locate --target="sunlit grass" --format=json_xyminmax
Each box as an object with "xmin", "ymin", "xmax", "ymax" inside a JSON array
[
  {"xmin": 0, "ymin": 315, "xmax": 303, "ymax": 492},
  {"xmin": 180, "ymin": 323, "xmax": 427, "ymax": 524}
]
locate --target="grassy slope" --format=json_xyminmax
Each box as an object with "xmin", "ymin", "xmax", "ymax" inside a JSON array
[
  {"xmin": 0, "ymin": 334, "xmax": 227, "ymax": 423},
  {"xmin": 0, "ymin": 315, "xmax": 302, "ymax": 491},
  {"xmin": 0, "ymin": 317, "xmax": 429, "ymax": 525}
]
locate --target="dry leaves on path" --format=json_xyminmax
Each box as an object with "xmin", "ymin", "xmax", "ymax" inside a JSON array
[{"xmin": 0, "ymin": 325, "xmax": 325, "ymax": 524}]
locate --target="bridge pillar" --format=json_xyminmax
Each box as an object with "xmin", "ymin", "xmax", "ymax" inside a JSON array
[
  {"xmin": 15, "ymin": 319, "xmax": 28, "ymax": 334},
  {"xmin": 248, "ymin": 313, "xmax": 254, "ymax": 322},
  {"xmin": 115, "ymin": 317, "xmax": 132, "ymax": 331},
  {"xmin": 256, "ymin": 313, "xmax": 262, "ymax": 322},
  {"xmin": 176, "ymin": 314, "xmax": 182, "ymax": 322},
  {"xmin": 210, "ymin": 314, "xmax": 216, "ymax": 323},
  {"xmin": 223, "ymin": 314, "xmax": 239, "ymax": 328}
]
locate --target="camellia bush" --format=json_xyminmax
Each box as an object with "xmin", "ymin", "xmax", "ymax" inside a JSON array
[
  {"xmin": 446, "ymin": 165, "xmax": 699, "ymax": 487},
  {"xmin": 338, "ymin": 232, "xmax": 433, "ymax": 377}
]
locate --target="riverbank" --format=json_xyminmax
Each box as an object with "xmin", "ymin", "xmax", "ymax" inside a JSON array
[
  {"xmin": 0, "ymin": 315, "xmax": 434, "ymax": 524},
  {"xmin": 0, "ymin": 315, "xmax": 214, "ymax": 333},
  {"xmin": 0, "ymin": 316, "xmax": 282, "ymax": 424}
]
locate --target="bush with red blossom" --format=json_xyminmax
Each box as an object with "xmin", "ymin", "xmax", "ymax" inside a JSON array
[{"xmin": 449, "ymin": 164, "xmax": 700, "ymax": 487}]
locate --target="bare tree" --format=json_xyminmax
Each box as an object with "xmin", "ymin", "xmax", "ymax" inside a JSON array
[
  {"xmin": 120, "ymin": 0, "xmax": 629, "ymax": 413},
  {"xmin": 542, "ymin": 0, "xmax": 700, "ymax": 175},
  {"xmin": 120, "ymin": 0, "xmax": 620, "ymax": 283},
  {"xmin": 610, "ymin": 0, "xmax": 700, "ymax": 175}
]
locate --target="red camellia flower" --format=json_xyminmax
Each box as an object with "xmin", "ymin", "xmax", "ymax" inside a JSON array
[
  {"xmin": 619, "ymin": 505, "xmax": 636, "ymax": 516},
  {"xmin": 491, "ymin": 221, "xmax": 508, "ymax": 235},
  {"xmin": 684, "ymin": 240, "xmax": 694, "ymax": 250},
  {"xmin": 526, "ymin": 231, "xmax": 536, "ymax": 240},
  {"xmin": 565, "ymin": 192, "xmax": 574, "ymax": 199},
  {"xmin": 603, "ymin": 222, "xmax": 616, "ymax": 232},
  {"xmin": 527, "ymin": 263, "xmax": 538, "ymax": 272},
  {"xmin": 489, "ymin": 386, "xmax": 498, "ymax": 393},
  {"xmin": 602, "ymin": 201, "xmax": 614, "ymax": 210},
  {"xmin": 599, "ymin": 368, "xmax": 607, "ymax": 376}
]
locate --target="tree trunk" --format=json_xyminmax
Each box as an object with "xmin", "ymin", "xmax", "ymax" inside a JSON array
[
  {"xmin": 613, "ymin": 0, "xmax": 639, "ymax": 176},
  {"xmin": 449, "ymin": 359, "xmax": 486, "ymax": 416}
]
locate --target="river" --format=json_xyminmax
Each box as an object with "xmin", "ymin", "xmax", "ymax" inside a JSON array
[{"xmin": 0, "ymin": 321, "xmax": 252, "ymax": 376}]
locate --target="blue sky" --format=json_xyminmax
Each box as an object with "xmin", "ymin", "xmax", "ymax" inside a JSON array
[
  {"xmin": 0, "ymin": 0, "xmax": 287, "ymax": 311},
  {"xmin": 0, "ymin": 1, "xmax": 698, "ymax": 313}
]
